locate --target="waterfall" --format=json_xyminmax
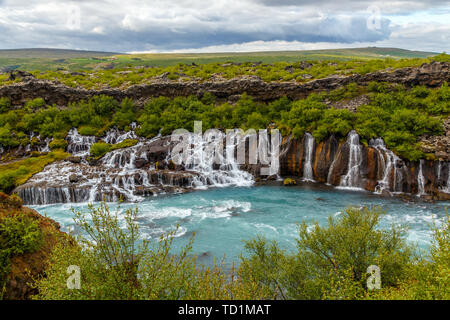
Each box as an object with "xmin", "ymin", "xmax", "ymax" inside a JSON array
[
  {"xmin": 444, "ymin": 165, "xmax": 450, "ymax": 194},
  {"xmin": 179, "ymin": 132, "xmax": 254, "ymax": 188},
  {"xmin": 16, "ymin": 126, "xmax": 256, "ymax": 205},
  {"xmin": 38, "ymin": 137, "xmax": 52, "ymax": 153},
  {"xmin": 417, "ymin": 159, "xmax": 426, "ymax": 196},
  {"xmin": 303, "ymin": 133, "xmax": 315, "ymax": 181},
  {"xmin": 66, "ymin": 128, "xmax": 97, "ymax": 157},
  {"xmin": 104, "ymin": 125, "xmax": 138, "ymax": 144},
  {"xmin": 339, "ymin": 130, "xmax": 363, "ymax": 189},
  {"xmin": 437, "ymin": 161, "xmax": 442, "ymax": 182},
  {"xmin": 447, "ymin": 166, "xmax": 450, "ymax": 193},
  {"xmin": 369, "ymin": 138, "xmax": 404, "ymax": 193}
]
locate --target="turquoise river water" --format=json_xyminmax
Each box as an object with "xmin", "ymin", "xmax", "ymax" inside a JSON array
[{"xmin": 31, "ymin": 183, "xmax": 449, "ymax": 266}]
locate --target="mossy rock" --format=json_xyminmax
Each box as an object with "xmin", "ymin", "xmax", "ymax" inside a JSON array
[{"xmin": 283, "ymin": 178, "xmax": 297, "ymax": 186}]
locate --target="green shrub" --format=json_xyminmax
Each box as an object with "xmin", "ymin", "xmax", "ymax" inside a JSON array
[
  {"xmin": 89, "ymin": 142, "xmax": 112, "ymax": 159},
  {"xmin": 49, "ymin": 139, "xmax": 68, "ymax": 150},
  {"xmin": 89, "ymin": 139, "xmax": 138, "ymax": 159},
  {"xmin": 0, "ymin": 214, "xmax": 43, "ymax": 295},
  {"xmin": 368, "ymin": 210, "xmax": 450, "ymax": 300},
  {"xmin": 0, "ymin": 98, "xmax": 11, "ymax": 114},
  {"xmin": 0, "ymin": 150, "xmax": 69, "ymax": 193},
  {"xmin": 111, "ymin": 139, "xmax": 138, "ymax": 151},
  {"xmin": 78, "ymin": 126, "xmax": 98, "ymax": 136},
  {"xmin": 25, "ymin": 98, "xmax": 46, "ymax": 110},
  {"xmin": 33, "ymin": 202, "xmax": 267, "ymax": 300},
  {"xmin": 239, "ymin": 206, "xmax": 413, "ymax": 299}
]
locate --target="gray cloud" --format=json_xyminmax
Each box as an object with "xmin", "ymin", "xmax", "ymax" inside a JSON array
[{"xmin": 0, "ymin": 0, "xmax": 447, "ymax": 52}]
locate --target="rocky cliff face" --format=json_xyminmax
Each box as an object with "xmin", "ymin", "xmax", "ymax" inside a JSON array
[
  {"xmin": 279, "ymin": 133, "xmax": 450, "ymax": 201},
  {"xmin": 1, "ymin": 62, "xmax": 449, "ymax": 106}
]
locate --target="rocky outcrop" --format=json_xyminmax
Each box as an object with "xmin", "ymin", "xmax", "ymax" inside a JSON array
[
  {"xmin": 1, "ymin": 62, "xmax": 449, "ymax": 106},
  {"xmin": 420, "ymin": 117, "xmax": 450, "ymax": 161}
]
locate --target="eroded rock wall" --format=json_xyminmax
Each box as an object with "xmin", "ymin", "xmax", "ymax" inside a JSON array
[{"xmin": 1, "ymin": 62, "xmax": 449, "ymax": 106}]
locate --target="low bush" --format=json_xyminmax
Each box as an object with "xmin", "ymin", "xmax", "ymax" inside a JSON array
[
  {"xmin": 89, "ymin": 139, "xmax": 138, "ymax": 159},
  {"xmin": 0, "ymin": 213, "xmax": 43, "ymax": 296},
  {"xmin": 33, "ymin": 202, "xmax": 267, "ymax": 300},
  {"xmin": 48, "ymin": 139, "xmax": 68, "ymax": 151},
  {"xmin": 0, "ymin": 150, "xmax": 69, "ymax": 193}
]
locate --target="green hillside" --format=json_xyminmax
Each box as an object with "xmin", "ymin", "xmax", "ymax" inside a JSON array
[{"xmin": 0, "ymin": 47, "xmax": 437, "ymax": 72}]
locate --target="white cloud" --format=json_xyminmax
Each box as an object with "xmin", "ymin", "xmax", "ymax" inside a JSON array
[{"xmin": 0, "ymin": 0, "xmax": 447, "ymax": 52}]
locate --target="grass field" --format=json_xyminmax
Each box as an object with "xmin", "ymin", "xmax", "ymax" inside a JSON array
[{"xmin": 0, "ymin": 47, "xmax": 437, "ymax": 72}]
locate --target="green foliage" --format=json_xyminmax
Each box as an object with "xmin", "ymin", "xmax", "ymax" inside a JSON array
[
  {"xmin": 0, "ymin": 150, "xmax": 69, "ymax": 193},
  {"xmin": 0, "ymin": 214, "xmax": 43, "ymax": 296},
  {"xmin": 239, "ymin": 207, "xmax": 413, "ymax": 300},
  {"xmin": 78, "ymin": 126, "xmax": 98, "ymax": 136},
  {"xmin": 368, "ymin": 210, "xmax": 450, "ymax": 300},
  {"xmin": 89, "ymin": 142, "xmax": 112, "ymax": 159},
  {"xmin": 112, "ymin": 98, "xmax": 136, "ymax": 130},
  {"xmin": 0, "ymin": 80, "xmax": 448, "ymax": 162},
  {"xmin": 89, "ymin": 139, "xmax": 138, "ymax": 159},
  {"xmin": 25, "ymin": 98, "xmax": 46, "ymax": 110},
  {"xmin": 31, "ymin": 203, "xmax": 449, "ymax": 300},
  {"xmin": 283, "ymin": 83, "xmax": 447, "ymax": 160},
  {"xmin": 432, "ymin": 52, "xmax": 450, "ymax": 62},
  {"xmin": 33, "ymin": 202, "xmax": 267, "ymax": 300},
  {"xmin": 49, "ymin": 139, "xmax": 68, "ymax": 151},
  {"xmin": 0, "ymin": 98, "xmax": 11, "ymax": 114},
  {"xmin": 283, "ymin": 178, "xmax": 297, "ymax": 186}
]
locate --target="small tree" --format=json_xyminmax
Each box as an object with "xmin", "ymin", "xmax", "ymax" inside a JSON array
[
  {"xmin": 239, "ymin": 206, "xmax": 413, "ymax": 300},
  {"xmin": 33, "ymin": 202, "xmax": 267, "ymax": 300}
]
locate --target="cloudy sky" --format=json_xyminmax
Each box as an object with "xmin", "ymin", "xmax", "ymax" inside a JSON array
[{"xmin": 0, "ymin": 0, "xmax": 448, "ymax": 53}]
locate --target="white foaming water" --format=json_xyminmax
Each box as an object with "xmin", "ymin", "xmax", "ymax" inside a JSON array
[
  {"xmin": 437, "ymin": 161, "xmax": 442, "ymax": 182},
  {"xmin": 436, "ymin": 161, "xmax": 450, "ymax": 194},
  {"xmin": 19, "ymin": 127, "xmax": 256, "ymax": 204},
  {"xmin": 369, "ymin": 137, "xmax": 405, "ymax": 193},
  {"xmin": 339, "ymin": 130, "xmax": 363, "ymax": 189},
  {"xmin": 103, "ymin": 125, "xmax": 138, "ymax": 144},
  {"xmin": 178, "ymin": 132, "xmax": 254, "ymax": 188},
  {"xmin": 38, "ymin": 136, "xmax": 52, "ymax": 153},
  {"xmin": 31, "ymin": 185, "xmax": 449, "ymax": 265},
  {"xmin": 417, "ymin": 159, "xmax": 426, "ymax": 196},
  {"xmin": 303, "ymin": 133, "xmax": 315, "ymax": 181},
  {"xmin": 66, "ymin": 128, "xmax": 96, "ymax": 157},
  {"xmin": 445, "ymin": 165, "xmax": 450, "ymax": 194}
]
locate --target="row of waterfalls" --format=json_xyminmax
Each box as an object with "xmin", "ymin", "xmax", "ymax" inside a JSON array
[
  {"xmin": 7, "ymin": 127, "xmax": 450, "ymax": 205},
  {"xmin": 294, "ymin": 130, "xmax": 450, "ymax": 197}
]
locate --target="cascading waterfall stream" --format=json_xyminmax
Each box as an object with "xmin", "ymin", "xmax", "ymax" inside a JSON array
[
  {"xmin": 66, "ymin": 128, "xmax": 97, "ymax": 157},
  {"xmin": 445, "ymin": 166, "xmax": 450, "ymax": 193},
  {"xmin": 17, "ymin": 127, "xmax": 256, "ymax": 205},
  {"xmin": 417, "ymin": 159, "xmax": 426, "ymax": 196},
  {"xmin": 13, "ymin": 127, "xmax": 449, "ymax": 204},
  {"xmin": 179, "ymin": 132, "xmax": 254, "ymax": 188},
  {"xmin": 369, "ymin": 138, "xmax": 404, "ymax": 193},
  {"xmin": 339, "ymin": 130, "xmax": 363, "ymax": 189},
  {"xmin": 303, "ymin": 133, "xmax": 315, "ymax": 181}
]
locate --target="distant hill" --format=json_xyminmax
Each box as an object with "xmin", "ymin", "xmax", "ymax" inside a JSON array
[
  {"xmin": 0, "ymin": 47, "xmax": 438, "ymax": 72},
  {"xmin": 0, "ymin": 48, "xmax": 119, "ymax": 59}
]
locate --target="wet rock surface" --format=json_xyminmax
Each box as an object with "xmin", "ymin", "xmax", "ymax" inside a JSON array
[
  {"xmin": 13, "ymin": 130, "xmax": 255, "ymax": 205},
  {"xmin": 279, "ymin": 133, "xmax": 450, "ymax": 201}
]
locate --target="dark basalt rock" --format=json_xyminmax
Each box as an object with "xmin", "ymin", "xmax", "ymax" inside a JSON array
[
  {"xmin": 69, "ymin": 174, "xmax": 80, "ymax": 183},
  {"xmin": 66, "ymin": 156, "xmax": 81, "ymax": 164},
  {"xmin": 1, "ymin": 62, "xmax": 449, "ymax": 106}
]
